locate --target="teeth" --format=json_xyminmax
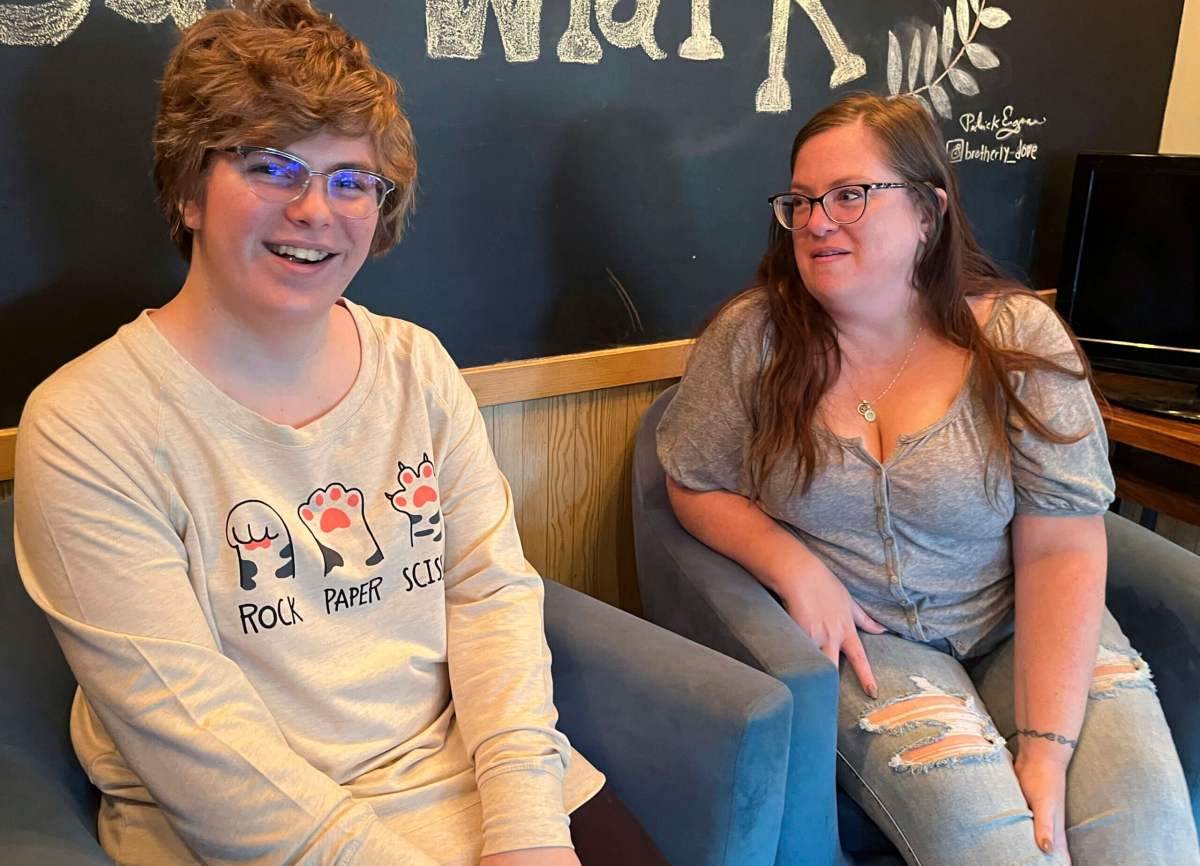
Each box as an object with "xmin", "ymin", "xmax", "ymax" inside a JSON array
[{"xmin": 268, "ymin": 244, "xmax": 331, "ymax": 262}]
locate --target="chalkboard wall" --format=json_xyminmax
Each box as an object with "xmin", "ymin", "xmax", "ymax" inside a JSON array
[{"xmin": 0, "ymin": 0, "xmax": 1186, "ymax": 425}]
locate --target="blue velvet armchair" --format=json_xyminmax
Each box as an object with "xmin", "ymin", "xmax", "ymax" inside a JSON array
[
  {"xmin": 633, "ymin": 384, "xmax": 1200, "ymax": 866},
  {"xmin": 0, "ymin": 494, "xmax": 794, "ymax": 866}
]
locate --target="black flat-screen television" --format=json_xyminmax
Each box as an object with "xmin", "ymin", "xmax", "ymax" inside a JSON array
[{"xmin": 1057, "ymin": 152, "xmax": 1200, "ymax": 422}]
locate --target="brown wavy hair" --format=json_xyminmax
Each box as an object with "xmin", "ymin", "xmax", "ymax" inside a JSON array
[
  {"xmin": 728, "ymin": 92, "xmax": 1094, "ymax": 498},
  {"xmin": 153, "ymin": 0, "xmax": 416, "ymax": 261}
]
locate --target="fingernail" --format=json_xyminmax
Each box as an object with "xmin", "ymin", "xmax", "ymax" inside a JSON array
[
  {"xmin": 1039, "ymin": 838, "xmax": 1053, "ymax": 854},
  {"xmin": 867, "ymin": 685, "xmax": 878, "ymax": 699}
]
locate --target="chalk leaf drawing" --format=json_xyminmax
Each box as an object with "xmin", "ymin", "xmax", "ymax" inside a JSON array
[
  {"xmin": 886, "ymin": 0, "xmax": 1010, "ymax": 119},
  {"xmin": 0, "ymin": 0, "xmax": 203, "ymax": 46}
]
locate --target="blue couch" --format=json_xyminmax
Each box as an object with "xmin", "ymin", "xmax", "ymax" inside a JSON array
[
  {"xmin": 633, "ymin": 384, "xmax": 1200, "ymax": 866},
  {"xmin": 0, "ymin": 493, "xmax": 794, "ymax": 866}
]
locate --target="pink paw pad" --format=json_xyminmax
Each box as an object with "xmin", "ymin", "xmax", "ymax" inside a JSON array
[{"xmin": 300, "ymin": 484, "xmax": 364, "ymax": 534}]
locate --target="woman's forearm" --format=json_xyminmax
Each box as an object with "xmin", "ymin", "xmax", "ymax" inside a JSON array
[
  {"xmin": 1011, "ymin": 514, "xmax": 1107, "ymax": 760},
  {"xmin": 664, "ymin": 477, "xmax": 827, "ymax": 597}
]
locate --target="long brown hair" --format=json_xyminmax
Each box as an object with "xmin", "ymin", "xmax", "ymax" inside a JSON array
[{"xmin": 728, "ymin": 92, "xmax": 1094, "ymax": 498}]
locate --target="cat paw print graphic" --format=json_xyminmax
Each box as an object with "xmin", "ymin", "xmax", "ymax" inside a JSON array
[
  {"xmin": 225, "ymin": 500, "xmax": 295, "ymax": 591},
  {"xmin": 298, "ymin": 484, "xmax": 384, "ymax": 577},
  {"xmin": 385, "ymin": 454, "xmax": 443, "ymax": 546}
]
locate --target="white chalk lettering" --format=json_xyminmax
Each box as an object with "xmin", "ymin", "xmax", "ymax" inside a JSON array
[
  {"xmin": 946, "ymin": 136, "xmax": 1039, "ymax": 165},
  {"xmin": 0, "ymin": 0, "xmax": 87, "ymax": 47},
  {"xmin": 959, "ymin": 105, "xmax": 1048, "ymax": 141},
  {"xmin": 679, "ymin": 0, "xmax": 723, "ymax": 60},
  {"xmin": 104, "ymin": 0, "xmax": 204, "ymax": 27},
  {"xmin": 595, "ymin": 0, "xmax": 665, "ymax": 60},
  {"xmin": 756, "ymin": 0, "xmax": 866, "ymax": 113},
  {"xmin": 557, "ymin": 0, "xmax": 603, "ymax": 63},
  {"xmin": 1, "ymin": 0, "xmax": 203, "ymax": 47},
  {"xmin": 426, "ymin": 0, "xmax": 541, "ymax": 62},
  {"xmin": 8, "ymin": 4, "xmax": 1024, "ymax": 119}
]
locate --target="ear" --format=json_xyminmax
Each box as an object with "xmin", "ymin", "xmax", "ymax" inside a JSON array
[
  {"xmin": 918, "ymin": 187, "xmax": 949, "ymax": 242},
  {"xmin": 181, "ymin": 197, "xmax": 203, "ymax": 232},
  {"xmin": 932, "ymin": 186, "xmax": 948, "ymax": 216}
]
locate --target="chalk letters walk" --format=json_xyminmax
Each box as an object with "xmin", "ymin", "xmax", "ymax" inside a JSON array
[
  {"xmin": 426, "ymin": 0, "xmax": 867, "ymax": 112},
  {"xmin": 1, "ymin": 1, "xmax": 1016, "ymax": 119}
]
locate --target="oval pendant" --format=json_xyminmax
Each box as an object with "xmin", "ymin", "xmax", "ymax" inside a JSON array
[{"xmin": 863, "ymin": 407, "xmax": 877, "ymax": 423}]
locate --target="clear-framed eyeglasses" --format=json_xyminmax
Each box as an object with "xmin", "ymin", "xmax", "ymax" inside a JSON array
[
  {"xmin": 218, "ymin": 146, "xmax": 397, "ymax": 220},
  {"xmin": 768, "ymin": 182, "xmax": 915, "ymax": 231}
]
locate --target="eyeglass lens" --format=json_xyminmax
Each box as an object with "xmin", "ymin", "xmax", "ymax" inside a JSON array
[
  {"xmin": 775, "ymin": 186, "xmax": 869, "ymax": 230},
  {"xmin": 239, "ymin": 150, "xmax": 387, "ymax": 219}
]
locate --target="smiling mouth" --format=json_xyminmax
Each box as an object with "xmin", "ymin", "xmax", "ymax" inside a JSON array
[{"xmin": 266, "ymin": 243, "xmax": 334, "ymax": 264}]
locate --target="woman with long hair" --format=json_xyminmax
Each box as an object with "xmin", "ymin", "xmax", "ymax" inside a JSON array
[{"xmin": 657, "ymin": 91, "xmax": 1198, "ymax": 865}]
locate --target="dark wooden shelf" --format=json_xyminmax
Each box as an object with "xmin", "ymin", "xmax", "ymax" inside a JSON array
[
  {"xmin": 1095, "ymin": 373, "xmax": 1200, "ymax": 524},
  {"xmin": 1096, "ymin": 372, "xmax": 1200, "ymax": 468}
]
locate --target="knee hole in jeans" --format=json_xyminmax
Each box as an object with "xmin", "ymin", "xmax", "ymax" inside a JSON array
[{"xmin": 1089, "ymin": 644, "xmax": 1154, "ymax": 700}]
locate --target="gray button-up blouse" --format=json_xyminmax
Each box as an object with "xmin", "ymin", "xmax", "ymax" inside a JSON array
[{"xmin": 656, "ymin": 290, "xmax": 1115, "ymax": 657}]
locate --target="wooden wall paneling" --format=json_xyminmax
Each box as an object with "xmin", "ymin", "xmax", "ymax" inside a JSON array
[
  {"xmin": 545, "ymin": 393, "xmax": 580, "ymax": 594},
  {"xmin": 0, "ymin": 429, "xmax": 12, "ymax": 484},
  {"xmin": 583, "ymin": 386, "xmax": 629, "ymax": 609},
  {"xmin": 519, "ymin": 397, "xmax": 552, "ymax": 585},
  {"xmin": 480, "ymin": 378, "xmax": 679, "ymax": 613},
  {"xmin": 1116, "ymin": 498, "xmax": 1200, "ymax": 554},
  {"xmin": 478, "ymin": 404, "xmax": 495, "ymax": 448},
  {"xmin": 488, "ymin": 401, "xmax": 522, "ymax": 539},
  {"xmin": 569, "ymin": 390, "xmax": 603, "ymax": 603},
  {"xmin": 1155, "ymin": 514, "xmax": 1200, "ymax": 554},
  {"xmin": 616, "ymin": 380, "xmax": 670, "ymax": 614}
]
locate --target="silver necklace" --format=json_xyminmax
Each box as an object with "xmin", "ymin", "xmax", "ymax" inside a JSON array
[{"xmin": 851, "ymin": 325, "xmax": 924, "ymax": 424}]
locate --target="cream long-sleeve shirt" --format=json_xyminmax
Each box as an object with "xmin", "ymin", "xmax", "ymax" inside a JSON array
[{"xmin": 14, "ymin": 299, "xmax": 603, "ymax": 866}]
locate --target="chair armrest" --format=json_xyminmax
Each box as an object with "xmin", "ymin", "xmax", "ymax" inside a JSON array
[
  {"xmin": 631, "ymin": 386, "xmax": 843, "ymax": 866},
  {"xmin": 1103, "ymin": 511, "xmax": 1200, "ymax": 821},
  {"xmin": 0, "ymin": 746, "xmax": 111, "ymax": 865},
  {"xmin": 0, "ymin": 498, "xmax": 107, "ymax": 862},
  {"xmin": 633, "ymin": 506, "xmax": 842, "ymax": 866},
  {"xmin": 543, "ymin": 579, "xmax": 792, "ymax": 866}
]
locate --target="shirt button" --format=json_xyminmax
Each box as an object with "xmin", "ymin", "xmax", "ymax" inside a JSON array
[
  {"xmin": 888, "ymin": 572, "xmax": 899, "ymax": 584},
  {"xmin": 884, "ymin": 538, "xmax": 895, "ymax": 548}
]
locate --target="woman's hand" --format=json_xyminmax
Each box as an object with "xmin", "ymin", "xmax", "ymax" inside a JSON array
[
  {"xmin": 480, "ymin": 847, "xmax": 581, "ymax": 866},
  {"xmin": 1014, "ymin": 747, "xmax": 1071, "ymax": 863},
  {"xmin": 663, "ymin": 479, "xmax": 885, "ymax": 696},
  {"xmin": 780, "ymin": 561, "xmax": 886, "ymax": 698}
]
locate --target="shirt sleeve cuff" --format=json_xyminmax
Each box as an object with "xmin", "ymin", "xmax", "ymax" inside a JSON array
[{"xmin": 477, "ymin": 768, "xmax": 572, "ymax": 857}]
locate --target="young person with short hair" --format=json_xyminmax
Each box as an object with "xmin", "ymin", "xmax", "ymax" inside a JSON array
[{"xmin": 15, "ymin": 3, "xmax": 665, "ymax": 864}]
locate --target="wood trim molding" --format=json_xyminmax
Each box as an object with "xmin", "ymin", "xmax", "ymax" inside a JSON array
[
  {"xmin": 1, "ymin": 427, "xmax": 13, "ymax": 483},
  {"xmin": 462, "ymin": 339, "xmax": 693, "ymax": 407}
]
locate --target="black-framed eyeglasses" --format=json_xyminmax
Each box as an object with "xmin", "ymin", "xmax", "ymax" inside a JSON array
[
  {"xmin": 768, "ymin": 182, "xmax": 915, "ymax": 231},
  {"xmin": 217, "ymin": 146, "xmax": 397, "ymax": 220}
]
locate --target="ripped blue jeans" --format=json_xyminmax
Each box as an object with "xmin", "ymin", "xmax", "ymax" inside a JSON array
[{"xmin": 837, "ymin": 609, "xmax": 1199, "ymax": 866}]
